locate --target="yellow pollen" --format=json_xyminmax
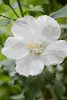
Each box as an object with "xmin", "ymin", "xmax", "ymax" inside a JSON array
[
  {"xmin": 27, "ymin": 43, "xmax": 41, "ymax": 49},
  {"xmin": 26, "ymin": 42, "xmax": 44, "ymax": 55}
]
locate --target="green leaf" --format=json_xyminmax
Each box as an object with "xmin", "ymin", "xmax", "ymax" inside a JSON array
[
  {"xmin": 2, "ymin": 19, "xmax": 11, "ymax": 26},
  {"xmin": 0, "ymin": 87, "xmax": 9, "ymax": 100},
  {"xmin": 52, "ymin": 79, "xmax": 65, "ymax": 99},
  {"xmin": 50, "ymin": 5, "xmax": 67, "ymax": 19},
  {"xmin": 0, "ymin": 31, "xmax": 7, "ymax": 46},
  {"xmin": 28, "ymin": 5, "xmax": 45, "ymax": 13},
  {"xmin": 0, "ymin": 53, "xmax": 6, "ymax": 61},
  {"xmin": 3, "ymin": 0, "xmax": 10, "ymax": 5},
  {"xmin": 0, "ymin": 75, "xmax": 10, "ymax": 83},
  {"xmin": 27, "ymin": 0, "xmax": 49, "ymax": 6},
  {"xmin": 23, "ymin": 69, "xmax": 53, "ymax": 100},
  {"xmin": 10, "ymin": 93, "xmax": 24, "ymax": 100},
  {"xmin": 0, "ymin": 60, "xmax": 15, "ymax": 74},
  {"xmin": 9, "ymin": 85, "xmax": 21, "ymax": 95},
  {"xmin": 0, "ymin": 4, "xmax": 8, "ymax": 14}
]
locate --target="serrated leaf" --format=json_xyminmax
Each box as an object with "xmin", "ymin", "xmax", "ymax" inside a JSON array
[{"xmin": 50, "ymin": 5, "xmax": 67, "ymax": 19}]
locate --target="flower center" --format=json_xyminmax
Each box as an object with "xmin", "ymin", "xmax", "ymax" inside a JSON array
[{"xmin": 26, "ymin": 42, "xmax": 45, "ymax": 55}]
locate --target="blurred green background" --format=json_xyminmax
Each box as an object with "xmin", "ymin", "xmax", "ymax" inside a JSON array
[{"xmin": 0, "ymin": 0, "xmax": 67, "ymax": 100}]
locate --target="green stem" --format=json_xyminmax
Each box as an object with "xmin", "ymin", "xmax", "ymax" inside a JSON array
[
  {"xmin": 9, "ymin": 4, "xmax": 19, "ymax": 18},
  {"xmin": 17, "ymin": 0, "xmax": 24, "ymax": 17},
  {"xmin": 0, "ymin": 15, "xmax": 16, "ymax": 20}
]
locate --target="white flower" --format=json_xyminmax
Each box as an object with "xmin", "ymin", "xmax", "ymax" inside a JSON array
[{"xmin": 1, "ymin": 15, "xmax": 67, "ymax": 76}]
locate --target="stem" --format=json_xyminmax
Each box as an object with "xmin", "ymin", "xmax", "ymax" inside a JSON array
[
  {"xmin": 17, "ymin": 0, "xmax": 24, "ymax": 17},
  {"xmin": 0, "ymin": 15, "xmax": 16, "ymax": 21},
  {"xmin": 9, "ymin": 4, "xmax": 19, "ymax": 18}
]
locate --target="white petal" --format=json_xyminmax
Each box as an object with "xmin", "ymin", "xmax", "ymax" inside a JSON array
[
  {"xmin": 11, "ymin": 16, "xmax": 40, "ymax": 39},
  {"xmin": 29, "ymin": 59, "xmax": 44, "ymax": 76},
  {"xmin": 15, "ymin": 55, "xmax": 44, "ymax": 76},
  {"xmin": 3, "ymin": 37, "xmax": 23, "ymax": 47},
  {"xmin": 1, "ymin": 37, "xmax": 28, "ymax": 59},
  {"xmin": 41, "ymin": 53, "xmax": 65, "ymax": 66},
  {"xmin": 15, "ymin": 55, "xmax": 32, "ymax": 77},
  {"xmin": 37, "ymin": 15, "xmax": 61, "ymax": 40},
  {"xmin": 46, "ymin": 40, "xmax": 67, "ymax": 53},
  {"xmin": 42, "ymin": 40, "xmax": 67, "ymax": 66},
  {"xmin": 23, "ymin": 33, "xmax": 48, "ymax": 44}
]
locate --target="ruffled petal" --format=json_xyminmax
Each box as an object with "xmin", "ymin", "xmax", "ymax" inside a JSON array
[
  {"xmin": 37, "ymin": 15, "xmax": 61, "ymax": 40},
  {"xmin": 11, "ymin": 16, "xmax": 40, "ymax": 39},
  {"xmin": 46, "ymin": 40, "xmax": 67, "ymax": 53},
  {"xmin": 15, "ymin": 55, "xmax": 44, "ymax": 76},
  {"xmin": 1, "ymin": 37, "xmax": 28, "ymax": 59},
  {"xmin": 42, "ymin": 40, "xmax": 67, "ymax": 66}
]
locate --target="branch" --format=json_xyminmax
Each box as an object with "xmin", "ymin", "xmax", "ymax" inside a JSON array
[
  {"xmin": 0, "ymin": 15, "xmax": 16, "ymax": 21},
  {"xmin": 9, "ymin": 4, "xmax": 19, "ymax": 18},
  {"xmin": 17, "ymin": 0, "xmax": 24, "ymax": 17}
]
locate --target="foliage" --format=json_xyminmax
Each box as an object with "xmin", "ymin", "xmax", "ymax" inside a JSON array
[{"xmin": 0, "ymin": 0, "xmax": 67, "ymax": 100}]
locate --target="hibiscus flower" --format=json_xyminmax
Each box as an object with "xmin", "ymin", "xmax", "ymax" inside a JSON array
[{"xmin": 1, "ymin": 15, "xmax": 67, "ymax": 76}]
